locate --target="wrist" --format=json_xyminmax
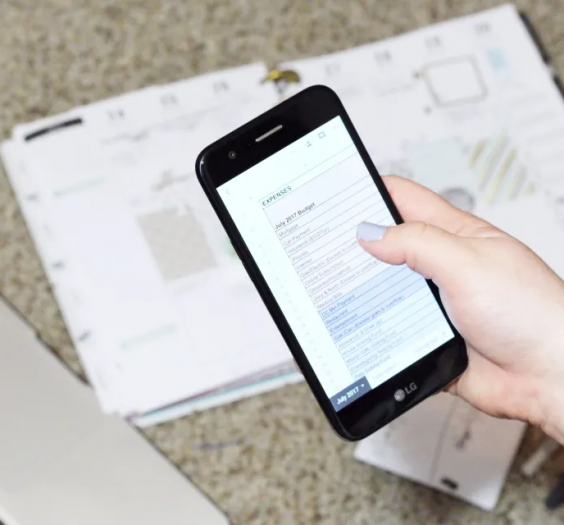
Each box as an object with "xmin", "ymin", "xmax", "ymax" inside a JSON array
[{"xmin": 529, "ymin": 376, "xmax": 564, "ymax": 445}]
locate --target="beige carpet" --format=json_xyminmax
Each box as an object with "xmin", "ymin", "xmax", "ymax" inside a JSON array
[{"xmin": 2, "ymin": 1, "xmax": 564, "ymax": 523}]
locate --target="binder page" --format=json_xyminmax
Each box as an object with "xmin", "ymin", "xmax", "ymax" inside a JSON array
[
  {"xmin": 282, "ymin": 5, "xmax": 564, "ymax": 216},
  {"xmin": 3, "ymin": 64, "xmax": 301, "ymax": 417},
  {"xmin": 354, "ymin": 394, "xmax": 525, "ymax": 510}
]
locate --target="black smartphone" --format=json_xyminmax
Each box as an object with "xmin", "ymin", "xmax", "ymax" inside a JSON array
[{"xmin": 196, "ymin": 86, "xmax": 467, "ymax": 441}]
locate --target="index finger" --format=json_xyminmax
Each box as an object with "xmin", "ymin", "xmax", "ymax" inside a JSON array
[{"xmin": 382, "ymin": 175, "xmax": 488, "ymax": 235}]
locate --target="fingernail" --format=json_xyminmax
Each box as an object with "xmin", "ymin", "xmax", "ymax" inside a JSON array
[{"xmin": 357, "ymin": 222, "xmax": 388, "ymax": 241}]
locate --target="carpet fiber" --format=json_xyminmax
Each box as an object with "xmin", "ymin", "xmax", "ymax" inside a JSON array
[{"xmin": 1, "ymin": 1, "xmax": 564, "ymax": 523}]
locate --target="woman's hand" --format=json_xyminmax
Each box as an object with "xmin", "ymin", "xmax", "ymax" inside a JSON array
[{"xmin": 357, "ymin": 176, "xmax": 564, "ymax": 444}]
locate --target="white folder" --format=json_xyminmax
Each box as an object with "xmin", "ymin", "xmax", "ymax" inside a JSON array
[{"xmin": 0, "ymin": 299, "xmax": 228, "ymax": 525}]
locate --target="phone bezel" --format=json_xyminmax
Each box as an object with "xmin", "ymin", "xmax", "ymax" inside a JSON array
[{"xmin": 196, "ymin": 85, "xmax": 467, "ymax": 441}]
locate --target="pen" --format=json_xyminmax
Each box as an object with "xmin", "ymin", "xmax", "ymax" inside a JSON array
[
  {"xmin": 521, "ymin": 436, "xmax": 560, "ymax": 478},
  {"xmin": 546, "ymin": 473, "xmax": 564, "ymax": 510}
]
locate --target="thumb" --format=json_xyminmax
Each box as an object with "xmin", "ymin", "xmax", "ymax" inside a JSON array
[{"xmin": 356, "ymin": 221, "xmax": 468, "ymax": 285}]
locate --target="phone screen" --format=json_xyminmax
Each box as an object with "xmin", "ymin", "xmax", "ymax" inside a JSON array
[{"xmin": 218, "ymin": 116, "xmax": 455, "ymax": 411}]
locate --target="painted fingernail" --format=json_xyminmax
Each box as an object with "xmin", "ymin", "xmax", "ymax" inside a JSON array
[{"xmin": 357, "ymin": 222, "xmax": 388, "ymax": 241}]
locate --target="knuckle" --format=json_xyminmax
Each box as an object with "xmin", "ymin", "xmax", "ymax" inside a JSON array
[
  {"xmin": 403, "ymin": 221, "xmax": 431, "ymax": 271},
  {"xmin": 408, "ymin": 221, "xmax": 430, "ymax": 240}
]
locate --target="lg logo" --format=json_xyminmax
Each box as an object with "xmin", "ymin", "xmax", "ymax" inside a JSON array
[
  {"xmin": 394, "ymin": 383, "xmax": 417, "ymax": 402},
  {"xmin": 393, "ymin": 389, "xmax": 405, "ymax": 402}
]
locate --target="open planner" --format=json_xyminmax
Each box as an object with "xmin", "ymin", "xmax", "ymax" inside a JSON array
[
  {"xmin": 1, "ymin": 64, "xmax": 304, "ymax": 426},
  {"xmin": 2, "ymin": 3, "xmax": 564, "ymax": 507}
]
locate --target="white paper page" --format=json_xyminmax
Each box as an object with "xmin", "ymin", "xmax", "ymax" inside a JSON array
[
  {"xmin": 282, "ymin": 5, "xmax": 564, "ymax": 213},
  {"xmin": 354, "ymin": 394, "xmax": 525, "ymax": 510},
  {"xmin": 1, "ymin": 140, "xmax": 121, "ymax": 412},
  {"xmin": 2, "ymin": 63, "xmax": 299, "ymax": 416},
  {"xmin": 4, "ymin": 134, "xmax": 303, "ymax": 424},
  {"xmin": 44, "ymin": 158, "xmax": 294, "ymax": 415}
]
